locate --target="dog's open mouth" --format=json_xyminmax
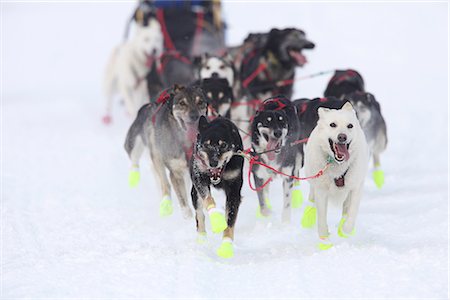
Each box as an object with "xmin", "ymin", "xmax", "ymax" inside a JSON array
[
  {"xmin": 209, "ymin": 166, "xmax": 224, "ymax": 185},
  {"xmin": 179, "ymin": 119, "xmax": 198, "ymax": 142},
  {"xmin": 288, "ymin": 48, "xmax": 307, "ymax": 66},
  {"xmin": 266, "ymin": 138, "xmax": 282, "ymax": 161},
  {"xmin": 329, "ymin": 138, "xmax": 350, "ymax": 163}
]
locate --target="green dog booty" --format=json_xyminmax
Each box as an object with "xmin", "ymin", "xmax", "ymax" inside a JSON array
[
  {"xmin": 159, "ymin": 195, "xmax": 173, "ymax": 217},
  {"xmin": 128, "ymin": 169, "xmax": 140, "ymax": 188},
  {"xmin": 338, "ymin": 217, "xmax": 356, "ymax": 238},
  {"xmin": 317, "ymin": 237, "xmax": 333, "ymax": 250},
  {"xmin": 208, "ymin": 208, "xmax": 228, "ymax": 233},
  {"xmin": 256, "ymin": 198, "xmax": 272, "ymax": 219},
  {"xmin": 216, "ymin": 238, "xmax": 234, "ymax": 258},
  {"xmin": 372, "ymin": 169, "xmax": 385, "ymax": 189},
  {"xmin": 291, "ymin": 188, "xmax": 304, "ymax": 208},
  {"xmin": 301, "ymin": 205, "xmax": 317, "ymax": 229}
]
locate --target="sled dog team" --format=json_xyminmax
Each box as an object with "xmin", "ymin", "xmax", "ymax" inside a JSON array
[{"xmin": 104, "ymin": 3, "xmax": 388, "ymax": 258}]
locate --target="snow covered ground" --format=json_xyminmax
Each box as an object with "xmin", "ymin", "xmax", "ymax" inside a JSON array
[{"xmin": 2, "ymin": 1, "xmax": 449, "ymax": 298}]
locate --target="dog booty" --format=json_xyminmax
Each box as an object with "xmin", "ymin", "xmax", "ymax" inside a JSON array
[
  {"xmin": 256, "ymin": 198, "xmax": 272, "ymax": 218},
  {"xmin": 291, "ymin": 181, "xmax": 304, "ymax": 208},
  {"xmin": 208, "ymin": 207, "xmax": 228, "ymax": 233},
  {"xmin": 196, "ymin": 232, "xmax": 208, "ymax": 244},
  {"xmin": 372, "ymin": 169, "xmax": 385, "ymax": 189},
  {"xmin": 337, "ymin": 216, "xmax": 356, "ymax": 238},
  {"xmin": 317, "ymin": 236, "xmax": 333, "ymax": 250},
  {"xmin": 216, "ymin": 238, "xmax": 234, "ymax": 258},
  {"xmin": 128, "ymin": 167, "xmax": 140, "ymax": 188},
  {"xmin": 301, "ymin": 204, "xmax": 317, "ymax": 229},
  {"xmin": 159, "ymin": 195, "xmax": 173, "ymax": 217}
]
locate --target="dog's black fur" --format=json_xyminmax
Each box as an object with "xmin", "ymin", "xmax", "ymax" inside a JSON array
[
  {"xmin": 293, "ymin": 97, "xmax": 348, "ymax": 143},
  {"xmin": 324, "ymin": 69, "xmax": 365, "ymax": 99},
  {"xmin": 199, "ymin": 78, "xmax": 234, "ymax": 118},
  {"xmin": 239, "ymin": 28, "xmax": 315, "ymax": 100},
  {"xmin": 250, "ymin": 96, "xmax": 302, "ymax": 221},
  {"xmin": 190, "ymin": 116, "xmax": 243, "ymax": 237}
]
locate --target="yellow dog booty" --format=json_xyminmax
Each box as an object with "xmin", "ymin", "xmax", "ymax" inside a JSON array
[
  {"xmin": 337, "ymin": 217, "xmax": 356, "ymax": 238},
  {"xmin": 256, "ymin": 197, "xmax": 272, "ymax": 218},
  {"xmin": 291, "ymin": 181, "xmax": 304, "ymax": 208},
  {"xmin": 159, "ymin": 195, "xmax": 173, "ymax": 217},
  {"xmin": 208, "ymin": 207, "xmax": 228, "ymax": 233},
  {"xmin": 217, "ymin": 238, "xmax": 234, "ymax": 258},
  {"xmin": 301, "ymin": 204, "xmax": 317, "ymax": 229},
  {"xmin": 317, "ymin": 236, "xmax": 333, "ymax": 250},
  {"xmin": 372, "ymin": 169, "xmax": 385, "ymax": 189},
  {"xmin": 128, "ymin": 167, "xmax": 140, "ymax": 188},
  {"xmin": 196, "ymin": 232, "xmax": 207, "ymax": 244}
]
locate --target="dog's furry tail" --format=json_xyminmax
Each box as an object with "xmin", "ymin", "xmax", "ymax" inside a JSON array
[{"xmin": 124, "ymin": 103, "xmax": 152, "ymax": 158}]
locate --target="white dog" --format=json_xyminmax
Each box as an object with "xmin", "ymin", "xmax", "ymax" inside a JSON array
[
  {"xmin": 103, "ymin": 19, "xmax": 163, "ymax": 124},
  {"xmin": 304, "ymin": 102, "xmax": 369, "ymax": 249}
]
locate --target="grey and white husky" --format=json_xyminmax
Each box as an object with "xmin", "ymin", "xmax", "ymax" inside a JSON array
[{"xmin": 124, "ymin": 85, "xmax": 208, "ymax": 218}]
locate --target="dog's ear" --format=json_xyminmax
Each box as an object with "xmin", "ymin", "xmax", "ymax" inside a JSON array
[
  {"xmin": 172, "ymin": 84, "xmax": 185, "ymax": 94},
  {"xmin": 198, "ymin": 115, "xmax": 209, "ymax": 133},
  {"xmin": 342, "ymin": 101, "xmax": 354, "ymax": 111},
  {"xmin": 192, "ymin": 56, "xmax": 202, "ymax": 68},
  {"xmin": 317, "ymin": 107, "xmax": 330, "ymax": 119}
]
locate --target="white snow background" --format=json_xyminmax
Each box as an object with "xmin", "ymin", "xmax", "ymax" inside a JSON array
[{"xmin": 1, "ymin": 1, "xmax": 449, "ymax": 298}]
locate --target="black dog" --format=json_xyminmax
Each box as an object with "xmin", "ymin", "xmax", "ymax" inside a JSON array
[
  {"xmin": 239, "ymin": 28, "xmax": 315, "ymax": 101},
  {"xmin": 250, "ymin": 96, "xmax": 302, "ymax": 222},
  {"xmin": 324, "ymin": 69, "xmax": 365, "ymax": 99},
  {"xmin": 199, "ymin": 78, "xmax": 234, "ymax": 119},
  {"xmin": 190, "ymin": 116, "xmax": 243, "ymax": 258}
]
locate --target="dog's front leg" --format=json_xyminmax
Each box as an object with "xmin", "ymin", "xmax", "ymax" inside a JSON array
[
  {"xmin": 119, "ymin": 81, "xmax": 137, "ymax": 117},
  {"xmin": 282, "ymin": 175, "xmax": 294, "ymax": 223},
  {"xmin": 194, "ymin": 181, "xmax": 227, "ymax": 235},
  {"xmin": 253, "ymin": 166, "xmax": 272, "ymax": 217},
  {"xmin": 338, "ymin": 186, "xmax": 362, "ymax": 238},
  {"xmin": 169, "ymin": 169, "xmax": 192, "ymax": 219},
  {"xmin": 191, "ymin": 186, "xmax": 207, "ymax": 243},
  {"xmin": 217, "ymin": 179, "xmax": 243, "ymax": 258},
  {"xmin": 315, "ymin": 188, "xmax": 329, "ymax": 239}
]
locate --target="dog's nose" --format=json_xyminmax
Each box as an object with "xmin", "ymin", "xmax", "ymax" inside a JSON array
[
  {"xmin": 211, "ymin": 72, "xmax": 219, "ymax": 78},
  {"xmin": 273, "ymin": 130, "xmax": 282, "ymax": 138},
  {"xmin": 209, "ymin": 159, "xmax": 218, "ymax": 168},
  {"xmin": 189, "ymin": 112, "xmax": 199, "ymax": 122},
  {"xmin": 338, "ymin": 133, "xmax": 347, "ymax": 143}
]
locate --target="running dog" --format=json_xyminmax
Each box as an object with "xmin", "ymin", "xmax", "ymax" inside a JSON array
[
  {"xmin": 124, "ymin": 84, "xmax": 208, "ymax": 218},
  {"xmin": 103, "ymin": 19, "xmax": 163, "ymax": 123},
  {"xmin": 190, "ymin": 116, "xmax": 244, "ymax": 258},
  {"xmin": 304, "ymin": 102, "xmax": 369, "ymax": 250},
  {"xmin": 199, "ymin": 78, "xmax": 234, "ymax": 118},
  {"xmin": 323, "ymin": 69, "xmax": 387, "ymax": 188},
  {"xmin": 250, "ymin": 96, "xmax": 303, "ymax": 222}
]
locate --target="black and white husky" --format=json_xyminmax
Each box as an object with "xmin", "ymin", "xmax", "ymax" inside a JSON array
[
  {"xmin": 199, "ymin": 78, "xmax": 234, "ymax": 118},
  {"xmin": 124, "ymin": 85, "xmax": 208, "ymax": 218},
  {"xmin": 324, "ymin": 69, "xmax": 388, "ymax": 188},
  {"xmin": 190, "ymin": 116, "xmax": 244, "ymax": 258},
  {"xmin": 250, "ymin": 96, "xmax": 302, "ymax": 222}
]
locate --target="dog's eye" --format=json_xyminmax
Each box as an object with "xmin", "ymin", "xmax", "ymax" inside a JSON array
[
  {"xmin": 179, "ymin": 101, "xmax": 186, "ymax": 107},
  {"xmin": 206, "ymin": 66, "xmax": 210, "ymax": 70},
  {"xmin": 219, "ymin": 65, "xmax": 225, "ymax": 70},
  {"xmin": 330, "ymin": 123, "xmax": 337, "ymax": 128},
  {"xmin": 347, "ymin": 124, "xmax": 353, "ymax": 129},
  {"xmin": 219, "ymin": 141, "xmax": 228, "ymax": 149}
]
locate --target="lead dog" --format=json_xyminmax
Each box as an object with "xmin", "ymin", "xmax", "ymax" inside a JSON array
[
  {"xmin": 103, "ymin": 19, "xmax": 163, "ymax": 123},
  {"xmin": 124, "ymin": 85, "xmax": 207, "ymax": 218},
  {"xmin": 304, "ymin": 102, "xmax": 369, "ymax": 249},
  {"xmin": 190, "ymin": 116, "xmax": 244, "ymax": 258}
]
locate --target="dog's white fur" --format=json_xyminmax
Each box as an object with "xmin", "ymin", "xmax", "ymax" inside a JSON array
[
  {"xmin": 103, "ymin": 20, "xmax": 163, "ymax": 120},
  {"xmin": 304, "ymin": 102, "xmax": 369, "ymax": 240},
  {"xmin": 199, "ymin": 56, "xmax": 234, "ymax": 86}
]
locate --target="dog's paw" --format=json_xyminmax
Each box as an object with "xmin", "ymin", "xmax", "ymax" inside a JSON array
[
  {"xmin": 181, "ymin": 207, "xmax": 193, "ymax": 219},
  {"xmin": 102, "ymin": 114, "xmax": 112, "ymax": 125},
  {"xmin": 372, "ymin": 169, "xmax": 385, "ymax": 189},
  {"xmin": 301, "ymin": 204, "xmax": 317, "ymax": 229},
  {"xmin": 337, "ymin": 217, "xmax": 356, "ymax": 238},
  {"xmin": 291, "ymin": 184, "xmax": 304, "ymax": 208},
  {"xmin": 208, "ymin": 208, "xmax": 228, "ymax": 233},
  {"xmin": 196, "ymin": 232, "xmax": 208, "ymax": 245},
  {"xmin": 128, "ymin": 168, "xmax": 140, "ymax": 188},
  {"xmin": 216, "ymin": 238, "xmax": 234, "ymax": 258},
  {"xmin": 256, "ymin": 198, "xmax": 273, "ymax": 218},
  {"xmin": 317, "ymin": 236, "xmax": 333, "ymax": 250},
  {"xmin": 159, "ymin": 196, "xmax": 173, "ymax": 217}
]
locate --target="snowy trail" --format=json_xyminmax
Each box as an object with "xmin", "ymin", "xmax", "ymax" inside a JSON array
[{"xmin": 2, "ymin": 2, "xmax": 449, "ymax": 298}]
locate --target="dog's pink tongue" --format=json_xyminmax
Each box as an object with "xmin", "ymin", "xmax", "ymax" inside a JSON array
[
  {"xmin": 145, "ymin": 55, "xmax": 154, "ymax": 68},
  {"xmin": 335, "ymin": 143, "xmax": 350, "ymax": 161},
  {"xmin": 266, "ymin": 139, "xmax": 278, "ymax": 161},
  {"xmin": 186, "ymin": 124, "xmax": 198, "ymax": 143},
  {"xmin": 289, "ymin": 50, "xmax": 307, "ymax": 66}
]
